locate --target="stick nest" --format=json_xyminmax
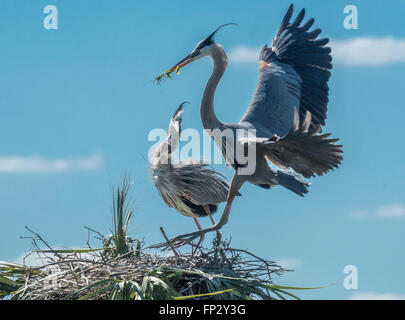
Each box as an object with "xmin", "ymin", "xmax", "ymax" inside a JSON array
[{"xmin": 8, "ymin": 238, "xmax": 288, "ymax": 300}]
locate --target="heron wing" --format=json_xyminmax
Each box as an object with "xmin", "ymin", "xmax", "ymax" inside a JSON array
[
  {"xmin": 248, "ymin": 108, "xmax": 342, "ymax": 178},
  {"xmin": 239, "ymin": 4, "xmax": 332, "ymax": 137},
  {"xmin": 173, "ymin": 162, "xmax": 230, "ymax": 205}
]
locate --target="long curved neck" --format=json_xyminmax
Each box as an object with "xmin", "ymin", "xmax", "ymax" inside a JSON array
[{"xmin": 201, "ymin": 44, "xmax": 227, "ymax": 131}]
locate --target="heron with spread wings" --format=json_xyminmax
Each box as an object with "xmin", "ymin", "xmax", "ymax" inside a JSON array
[
  {"xmin": 154, "ymin": 4, "xmax": 343, "ymax": 247},
  {"xmin": 151, "ymin": 102, "xmax": 239, "ymax": 246}
]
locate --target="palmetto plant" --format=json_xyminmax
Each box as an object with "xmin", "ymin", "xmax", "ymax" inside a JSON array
[
  {"xmin": 0, "ymin": 262, "xmax": 40, "ymax": 299},
  {"xmin": 100, "ymin": 175, "xmax": 139, "ymax": 259},
  {"xmin": 0, "ymin": 174, "xmax": 320, "ymax": 300}
]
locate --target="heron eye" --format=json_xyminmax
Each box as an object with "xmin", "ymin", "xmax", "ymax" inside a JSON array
[{"xmin": 195, "ymin": 38, "xmax": 213, "ymax": 51}]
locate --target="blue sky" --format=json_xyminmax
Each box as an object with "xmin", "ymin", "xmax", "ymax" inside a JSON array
[{"xmin": 1, "ymin": 0, "xmax": 405, "ymax": 299}]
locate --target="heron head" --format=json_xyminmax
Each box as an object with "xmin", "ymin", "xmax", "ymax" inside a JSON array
[
  {"xmin": 172, "ymin": 101, "xmax": 189, "ymax": 122},
  {"xmin": 155, "ymin": 24, "xmax": 236, "ymax": 82}
]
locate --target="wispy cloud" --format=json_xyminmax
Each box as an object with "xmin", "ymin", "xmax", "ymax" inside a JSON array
[
  {"xmin": 14, "ymin": 248, "xmax": 94, "ymax": 266},
  {"xmin": 349, "ymin": 292, "xmax": 405, "ymax": 300},
  {"xmin": 331, "ymin": 37, "xmax": 405, "ymax": 66},
  {"xmin": 350, "ymin": 204, "xmax": 405, "ymax": 220},
  {"xmin": 229, "ymin": 46, "xmax": 261, "ymax": 63},
  {"xmin": 349, "ymin": 209, "xmax": 370, "ymax": 219},
  {"xmin": 228, "ymin": 37, "xmax": 405, "ymax": 66},
  {"xmin": 13, "ymin": 251, "xmax": 55, "ymax": 267},
  {"xmin": 375, "ymin": 204, "xmax": 405, "ymax": 219},
  {"xmin": 0, "ymin": 154, "xmax": 103, "ymax": 173}
]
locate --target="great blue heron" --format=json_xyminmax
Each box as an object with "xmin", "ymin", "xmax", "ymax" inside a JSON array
[
  {"xmin": 151, "ymin": 102, "xmax": 240, "ymax": 246},
  {"xmin": 154, "ymin": 4, "xmax": 343, "ymax": 247}
]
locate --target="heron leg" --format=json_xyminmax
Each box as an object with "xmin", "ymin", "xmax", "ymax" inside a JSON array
[
  {"xmin": 203, "ymin": 205, "xmax": 222, "ymax": 244},
  {"xmin": 153, "ymin": 173, "xmax": 245, "ymax": 249},
  {"xmin": 193, "ymin": 217, "xmax": 205, "ymax": 248},
  {"xmin": 217, "ymin": 172, "xmax": 245, "ymax": 228}
]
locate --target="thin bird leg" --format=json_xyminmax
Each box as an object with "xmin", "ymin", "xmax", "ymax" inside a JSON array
[
  {"xmin": 193, "ymin": 217, "xmax": 202, "ymax": 230},
  {"xmin": 203, "ymin": 205, "xmax": 216, "ymax": 225},
  {"xmin": 203, "ymin": 205, "xmax": 221, "ymax": 243},
  {"xmin": 193, "ymin": 217, "xmax": 205, "ymax": 248},
  {"xmin": 216, "ymin": 172, "xmax": 245, "ymax": 228},
  {"xmin": 155, "ymin": 173, "xmax": 245, "ymax": 249}
]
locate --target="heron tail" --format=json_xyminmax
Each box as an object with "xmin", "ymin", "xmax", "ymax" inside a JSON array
[
  {"xmin": 275, "ymin": 170, "xmax": 310, "ymax": 197},
  {"xmin": 264, "ymin": 108, "xmax": 343, "ymax": 178}
]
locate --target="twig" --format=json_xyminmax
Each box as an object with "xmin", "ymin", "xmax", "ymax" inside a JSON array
[
  {"xmin": 159, "ymin": 227, "xmax": 179, "ymax": 257},
  {"xmin": 24, "ymin": 226, "xmax": 54, "ymax": 252}
]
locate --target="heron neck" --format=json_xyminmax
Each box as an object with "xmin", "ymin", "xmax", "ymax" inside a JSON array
[{"xmin": 201, "ymin": 44, "xmax": 227, "ymax": 132}]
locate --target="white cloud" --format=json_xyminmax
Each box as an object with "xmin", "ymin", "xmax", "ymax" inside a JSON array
[
  {"xmin": 229, "ymin": 46, "xmax": 261, "ymax": 63},
  {"xmin": 13, "ymin": 252, "xmax": 52, "ymax": 267},
  {"xmin": 350, "ymin": 204, "xmax": 405, "ymax": 220},
  {"xmin": 228, "ymin": 37, "xmax": 405, "ymax": 66},
  {"xmin": 0, "ymin": 154, "xmax": 103, "ymax": 173},
  {"xmin": 349, "ymin": 209, "xmax": 369, "ymax": 219},
  {"xmin": 276, "ymin": 257, "xmax": 303, "ymax": 269},
  {"xmin": 349, "ymin": 292, "xmax": 405, "ymax": 300},
  {"xmin": 13, "ymin": 247, "xmax": 96, "ymax": 267},
  {"xmin": 375, "ymin": 204, "xmax": 405, "ymax": 219},
  {"xmin": 331, "ymin": 37, "xmax": 405, "ymax": 66}
]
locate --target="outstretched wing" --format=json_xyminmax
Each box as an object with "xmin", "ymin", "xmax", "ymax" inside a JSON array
[{"xmin": 239, "ymin": 4, "xmax": 332, "ymax": 138}]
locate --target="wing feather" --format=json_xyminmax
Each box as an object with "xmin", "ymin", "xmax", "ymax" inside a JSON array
[
  {"xmin": 173, "ymin": 162, "xmax": 230, "ymax": 205},
  {"xmin": 240, "ymin": 4, "xmax": 332, "ymax": 136},
  {"xmin": 259, "ymin": 108, "xmax": 343, "ymax": 178}
]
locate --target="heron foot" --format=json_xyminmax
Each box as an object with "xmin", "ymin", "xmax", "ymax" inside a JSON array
[
  {"xmin": 151, "ymin": 223, "xmax": 223, "ymax": 249},
  {"xmin": 194, "ymin": 233, "xmax": 204, "ymax": 249}
]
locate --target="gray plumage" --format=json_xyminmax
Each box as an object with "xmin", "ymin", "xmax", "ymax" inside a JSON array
[
  {"xmin": 171, "ymin": 4, "xmax": 342, "ymax": 196},
  {"xmin": 152, "ymin": 4, "xmax": 343, "ymax": 246},
  {"xmin": 151, "ymin": 102, "xmax": 236, "ymax": 219}
]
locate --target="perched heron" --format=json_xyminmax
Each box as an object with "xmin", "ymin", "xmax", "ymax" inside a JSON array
[
  {"xmin": 154, "ymin": 4, "xmax": 343, "ymax": 246},
  {"xmin": 151, "ymin": 102, "xmax": 240, "ymax": 246}
]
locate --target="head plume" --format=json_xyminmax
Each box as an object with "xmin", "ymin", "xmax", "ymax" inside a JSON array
[
  {"xmin": 207, "ymin": 23, "xmax": 237, "ymax": 41},
  {"xmin": 195, "ymin": 23, "xmax": 237, "ymax": 50}
]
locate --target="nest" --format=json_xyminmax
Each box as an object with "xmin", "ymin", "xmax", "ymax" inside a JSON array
[
  {"xmin": 1, "ymin": 179, "xmax": 298, "ymax": 300},
  {"xmin": 6, "ymin": 238, "xmax": 289, "ymax": 300}
]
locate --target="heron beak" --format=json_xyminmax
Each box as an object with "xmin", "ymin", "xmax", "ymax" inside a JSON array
[
  {"xmin": 168, "ymin": 52, "xmax": 199, "ymax": 73},
  {"xmin": 155, "ymin": 52, "xmax": 199, "ymax": 82}
]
